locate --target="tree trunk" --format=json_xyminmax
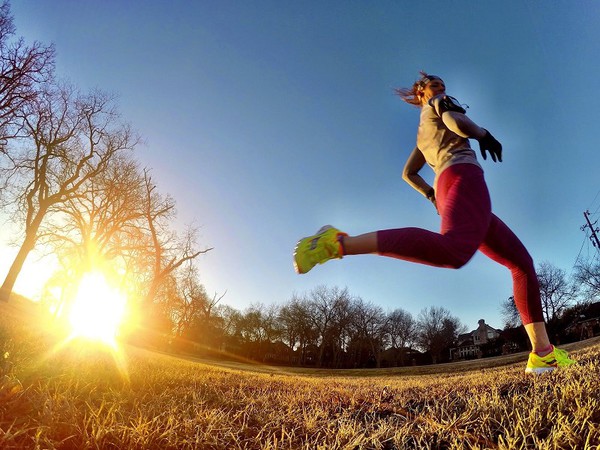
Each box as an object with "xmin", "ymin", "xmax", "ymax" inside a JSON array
[
  {"xmin": 317, "ymin": 341, "xmax": 326, "ymax": 368},
  {"xmin": 0, "ymin": 205, "xmax": 47, "ymax": 301},
  {"xmin": 370, "ymin": 339, "xmax": 382, "ymax": 368},
  {"xmin": 0, "ymin": 228, "xmax": 40, "ymax": 301},
  {"xmin": 144, "ymin": 277, "xmax": 160, "ymax": 307}
]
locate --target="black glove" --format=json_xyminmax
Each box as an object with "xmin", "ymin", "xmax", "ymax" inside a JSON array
[{"xmin": 477, "ymin": 129, "xmax": 502, "ymax": 162}]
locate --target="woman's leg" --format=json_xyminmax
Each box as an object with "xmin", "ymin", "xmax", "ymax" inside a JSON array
[
  {"xmin": 345, "ymin": 164, "xmax": 492, "ymax": 269},
  {"xmin": 524, "ymin": 322, "xmax": 552, "ymax": 355},
  {"xmin": 477, "ymin": 215, "xmax": 550, "ymax": 352},
  {"xmin": 342, "ymin": 231, "xmax": 378, "ymax": 254}
]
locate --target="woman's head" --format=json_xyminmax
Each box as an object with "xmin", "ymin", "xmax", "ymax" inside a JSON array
[{"xmin": 395, "ymin": 71, "xmax": 445, "ymax": 107}]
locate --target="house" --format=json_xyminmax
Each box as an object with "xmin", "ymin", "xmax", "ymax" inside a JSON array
[
  {"xmin": 263, "ymin": 340, "xmax": 295, "ymax": 364},
  {"xmin": 450, "ymin": 319, "xmax": 502, "ymax": 361},
  {"xmin": 380, "ymin": 347, "xmax": 426, "ymax": 367},
  {"xmin": 565, "ymin": 302, "xmax": 600, "ymax": 341}
]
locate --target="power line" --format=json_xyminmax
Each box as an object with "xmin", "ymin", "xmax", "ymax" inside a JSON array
[
  {"xmin": 573, "ymin": 235, "xmax": 588, "ymax": 267},
  {"xmin": 588, "ymin": 189, "xmax": 600, "ymax": 216},
  {"xmin": 589, "ymin": 188, "xmax": 600, "ymax": 209}
]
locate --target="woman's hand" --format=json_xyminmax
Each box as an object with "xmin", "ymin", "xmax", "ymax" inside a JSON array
[
  {"xmin": 477, "ymin": 129, "xmax": 503, "ymax": 162},
  {"xmin": 426, "ymin": 188, "xmax": 439, "ymax": 214}
]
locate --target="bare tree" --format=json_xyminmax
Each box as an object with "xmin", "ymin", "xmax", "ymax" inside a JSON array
[
  {"xmin": 169, "ymin": 261, "xmax": 226, "ymax": 353},
  {"xmin": 501, "ymin": 296, "xmax": 521, "ymax": 329},
  {"xmin": 238, "ymin": 305, "xmax": 265, "ymax": 346},
  {"xmin": 140, "ymin": 169, "xmax": 212, "ymax": 307},
  {"xmin": 387, "ymin": 308, "xmax": 417, "ymax": 365},
  {"xmin": 215, "ymin": 304, "xmax": 243, "ymax": 344},
  {"xmin": 574, "ymin": 259, "xmax": 600, "ymax": 303},
  {"xmin": 352, "ymin": 298, "xmax": 388, "ymax": 368},
  {"xmin": 306, "ymin": 285, "xmax": 351, "ymax": 368},
  {"xmin": 0, "ymin": 1, "xmax": 54, "ymax": 147},
  {"xmin": 260, "ymin": 303, "xmax": 283, "ymax": 346},
  {"xmin": 537, "ymin": 261, "xmax": 578, "ymax": 323},
  {"xmin": 171, "ymin": 261, "xmax": 209, "ymax": 337},
  {"xmin": 39, "ymin": 155, "xmax": 146, "ymax": 277},
  {"xmin": 0, "ymin": 84, "xmax": 138, "ymax": 300},
  {"xmin": 235, "ymin": 303, "xmax": 283, "ymax": 360},
  {"xmin": 329, "ymin": 295, "xmax": 355, "ymax": 368},
  {"xmin": 278, "ymin": 299, "xmax": 300, "ymax": 352},
  {"xmin": 279, "ymin": 295, "xmax": 318, "ymax": 366},
  {"xmin": 416, "ymin": 306, "xmax": 465, "ymax": 364}
]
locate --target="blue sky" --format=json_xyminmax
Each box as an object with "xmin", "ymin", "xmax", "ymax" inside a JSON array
[{"xmin": 3, "ymin": 1, "xmax": 600, "ymax": 329}]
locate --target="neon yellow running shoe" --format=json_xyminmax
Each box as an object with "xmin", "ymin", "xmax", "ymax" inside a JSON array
[
  {"xmin": 525, "ymin": 346, "xmax": 576, "ymax": 374},
  {"xmin": 293, "ymin": 225, "xmax": 347, "ymax": 274}
]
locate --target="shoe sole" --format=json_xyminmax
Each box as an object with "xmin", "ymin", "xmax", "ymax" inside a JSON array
[
  {"xmin": 293, "ymin": 242, "xmax": 304, "ymax": 274},
  {"xmin": 525, "ymin": 367, "xmax": 557, "ymax": 374},
  {"xmin": 293, "ymin": 236, "xmax": 313, "ymax": 274}
]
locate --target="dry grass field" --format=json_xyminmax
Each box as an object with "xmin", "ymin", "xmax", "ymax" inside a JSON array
[{"xmin": 1, "ymin": 299, "xmax": 599, "ymax": 450}]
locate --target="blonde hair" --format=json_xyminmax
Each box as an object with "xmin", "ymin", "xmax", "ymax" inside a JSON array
[{"xmin": 394, "ymin": 71, "xmax": 442, "ymax": 107}]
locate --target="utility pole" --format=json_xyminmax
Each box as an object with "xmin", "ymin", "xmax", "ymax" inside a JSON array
[{"xmin": 582, "ymin": 210, "xmax": 600, "ymax": 250}]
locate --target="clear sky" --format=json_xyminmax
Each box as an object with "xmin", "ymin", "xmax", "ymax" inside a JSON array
[{"xmin": 3, "ymin": 1, "xmax": 600, "ymax": 330}]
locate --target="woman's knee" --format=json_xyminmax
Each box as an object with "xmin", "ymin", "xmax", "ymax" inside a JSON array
[
  {"xmin": 445, "ymin": 249, "xmax": 476, "ymax": 269},
  {"xmin": 510, "ymin": 252, "xmax": 536, "ymax": 276}
]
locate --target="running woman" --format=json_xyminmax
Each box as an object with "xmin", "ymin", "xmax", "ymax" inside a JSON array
[{"xmin": 293, "ymin": 72, "xmax": 575, "ymax": 374}]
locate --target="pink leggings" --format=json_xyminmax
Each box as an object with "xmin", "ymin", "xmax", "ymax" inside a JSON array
[{"xmin": 377, "ymin": 164, "xmax": 543, "ymax": 325}]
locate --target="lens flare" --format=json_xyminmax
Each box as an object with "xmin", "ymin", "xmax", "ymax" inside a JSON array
[{"xmin": 68, "ymin": 271, "xmax": 127, "ymax": 346}]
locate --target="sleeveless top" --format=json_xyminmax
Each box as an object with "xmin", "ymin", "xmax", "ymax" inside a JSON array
[{"xmin": 416, "ymin": 96, "xmax": 482, "ymax": 187}]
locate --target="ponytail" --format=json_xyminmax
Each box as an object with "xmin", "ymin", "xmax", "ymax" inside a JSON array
[{"xmin": 394, "ymin": 71, "xmax": 441, "ymax": 107}]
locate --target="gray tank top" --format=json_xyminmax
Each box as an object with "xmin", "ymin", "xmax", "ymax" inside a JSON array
[{"xmin": 416, "ymin": 101, "xmax": 482, "ymax": 187}]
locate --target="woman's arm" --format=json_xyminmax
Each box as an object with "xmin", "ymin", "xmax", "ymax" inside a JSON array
[
  {"xmin": 441, "ymin": 111, "xmax": 486, "ymax": 139},
  {"xmin": 402, "ymin": 147, "xmax": 434, "ymax": 200},
  {"xmin": 442, "ymin": 111, "xmax": 502, "ymax": 162}
]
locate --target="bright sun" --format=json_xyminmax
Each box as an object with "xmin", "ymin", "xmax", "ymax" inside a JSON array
[{"xmin": 68, "ymin": 271, "xmax": 127, "ymax": 346}]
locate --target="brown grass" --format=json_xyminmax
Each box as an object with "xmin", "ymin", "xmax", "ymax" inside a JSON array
[{"xmin": 1, "ymin": 299, "xmax": 599, "ymax": 449}]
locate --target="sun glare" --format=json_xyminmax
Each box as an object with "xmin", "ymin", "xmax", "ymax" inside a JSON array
[{"xmin": 68, "ymin": 271, "xmax": 127, "ymax": 346}]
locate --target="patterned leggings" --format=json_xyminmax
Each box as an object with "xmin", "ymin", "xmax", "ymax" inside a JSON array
[{"xmin": 377, "ymin": 163, "xmax": 543, "ymax": 324}]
